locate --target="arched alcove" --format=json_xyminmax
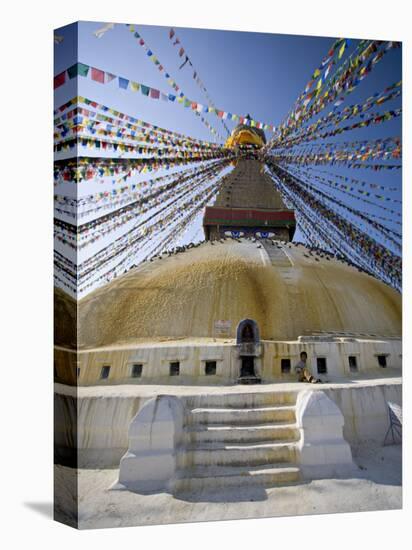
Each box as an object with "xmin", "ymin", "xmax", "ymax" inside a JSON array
[
  {"xmin": 236, "ymin": 318, "xmax": 260, "ymax": 345},
  {"xmin": 236, "ymin": 319, "xmax": 261, "ymax": 383}
]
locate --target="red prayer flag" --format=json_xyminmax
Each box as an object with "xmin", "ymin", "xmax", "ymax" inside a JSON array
[
  {"xmin": 54, "ymin": 71, "xmax": 66, "ymax": 89},
  {"xmin": 178, "ymin": 47, "xmax": 184, "ymax": 57},
  {"xmin": 91, "ymin": 68, "xmax": 105, "ymax": 83},
  {"xmin": 150, "ymin": 88, "xmax": 160, "ymax": 99}
]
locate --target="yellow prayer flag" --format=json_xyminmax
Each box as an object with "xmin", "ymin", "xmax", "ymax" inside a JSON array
[
  {"xmin": 338, "ymin": 40, "xmax": 346, "ymax": 59},
  {"xmin": 130, "ymin": 82, "xmax": 140, "ymax": 92}
]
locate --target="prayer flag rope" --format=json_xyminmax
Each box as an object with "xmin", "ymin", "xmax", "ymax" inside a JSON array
[
  {"xmin": 125, "ymin": 24, "xmax": 225, "ymax": 141},
  {"xmin": 168, "ymin": 27, "xmax": 230, "ymax": 136},
  {"xmin": 54, "ymin": 63, "xmax": 277, "ymax": 134}
]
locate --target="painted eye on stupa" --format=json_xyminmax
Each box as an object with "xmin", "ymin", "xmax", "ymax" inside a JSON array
[
  {"xmin": 255, "ymin": 231, "xmax": 274, "ymax": 238},
  {"xmin": 224, "ymin": 230, "xmax": 245, "ymax": 238}
]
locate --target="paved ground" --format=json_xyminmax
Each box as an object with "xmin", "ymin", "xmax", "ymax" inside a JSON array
[
  {"xmin": 55, "ymin": 443, "xmax": 402, "ymax": 530},
  {"xmin": 56, "ymin": 371, "xmax": 401, "ymax": 398}
]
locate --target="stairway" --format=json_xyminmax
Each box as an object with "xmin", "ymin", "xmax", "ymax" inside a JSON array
[{"xmin": 173, "ymin": 391, "xmax": 301, "ymax": 494}]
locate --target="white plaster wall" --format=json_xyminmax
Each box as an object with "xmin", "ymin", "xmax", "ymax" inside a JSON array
[
  {"xmin": 55, "ymin": 391, "xmax": 150, "ymax": 467},
  {"xmin": 78, "ymin": 344, "xmax": 234, "ymax": 385},
  {"xmin": 54, "ymin": 382, "xmax": 401, "ymax": 468},
  {"xmin": 117, "ymin": 396, "xmax": 184, "ymax": 492},
  {"xmin": 324, "ymin": 383, "xmax": 402, "ymax": 445},
  {"xmin": 76, "ymin": 339, "xmax": 401, "ymax": 386},
  {"xmin": 262, "ymin": 340, "xmax": 402, "ymax": 381},
  {"xmin": 296, "ymin": 390, "xmax": 355, "ymax": 479}
]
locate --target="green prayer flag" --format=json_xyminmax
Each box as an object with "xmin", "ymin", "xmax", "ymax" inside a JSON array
[
  {"xmin": 141, "ymin": 85, "xmax": 150, "ymax": 96},
  {"xmin": 77, "ymin": 63, "xmax": 90, "ymax": 77}
]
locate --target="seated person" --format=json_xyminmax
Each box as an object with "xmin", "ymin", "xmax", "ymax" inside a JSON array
[{"xmin": 294, "ymin": 351, "xmax": 321, "ymax": 383}]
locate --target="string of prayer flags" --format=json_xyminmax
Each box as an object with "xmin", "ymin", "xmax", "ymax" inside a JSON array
[
  {"xmin": 168, "ymin": 27, "xmax": 230, "ymax": 137},
  {"xmin": 54, "ymin": 97, "xmax": 221, "ymax": 149},
  {"xmin": 270, "ymin": 39, "xmax": 401, "ymax": 148},
  {"xmin": 275, "ymin": 82, "xmax": 402, "ymax": 148},
  {"xmin": 266, "ymin": 161, "xmax": 401, "ymax": 291},
  {"xmin": 125, "ymin": 24, "xmax": 224, "ymax": 141},
  {"xmin": 53, "ymin": 63, "xmax": 277, "ymax": 136},
  {"xmin": 54, "ymin": 150, "xmax": 236, "ymax": 183}
]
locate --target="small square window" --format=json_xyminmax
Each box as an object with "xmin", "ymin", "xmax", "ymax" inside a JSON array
[
  {"xmin": 100, "ymin": 365, "xmax": 111, "ymax": 379},
  {"xmin": 377, "ymin": 355, "xmax": 387, "ymax": 368},
  {"xmin": 170, "ymin": 361, "xmax": 180, "ymax": 376},
  {"xmin": 348, "ymin": 356, "xmax": 358, "ymax": 372},
  {"xmin": 205, "ymin": 361, "xmax": 217, "ymax": 375},
  {"xmin": 131, "ymin": 364, "xmax": 143, "ymax": 378},
  {"xmin": 281, "ymin": 358, "xmax": 291, "ymax": 373},
  {"xmin": 317, "ymin": 357, "xmax": 327, "ymax": 374}
]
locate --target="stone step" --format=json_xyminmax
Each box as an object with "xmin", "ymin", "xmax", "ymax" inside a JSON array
[
  {"xmin": 262, "ymin": 242, "xmax": 293, "ymax": 267},
  {"xmin": 184, "ymin": 422, "xmax": 299, "ymax": 444},
  {"xmin": 187, "ymin": 405, "xmax": 296, "ymax": 425},
  {"xmin": 177, "ymin": 441, "xmax": 298, "ymax": 468},
  {"xmin": 173, "ymin": 463, "xmax": 301, "ymax": 493},
  {"xmin": 184, "ymin": 391, "xmax": 297, "ymax": 410}
]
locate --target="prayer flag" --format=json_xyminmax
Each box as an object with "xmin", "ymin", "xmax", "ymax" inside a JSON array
[
  {"xmin": 105, "ymin": 72, "xmax": 116, "ymax": 83},
  {"xmin": 338, "ymin": 40, "xmax": 347, "ymax": 59},
  {"xmin": 54, "ymin": 71, "xmax": 66, "ymax": 89},
  {"xmin": 77, "ymin": 63, "xmax": 90, "ymax": 77},
  {"xmin": 118, "ymin": 77, "xmax": 129, "ymax": 89},
  {"xmin": 91, "ymin": 68, "xmax": 105, "ymax": 83},
  {"xmin": 67, "ymin": 65, "xmax": 78, "ymax": 79}
]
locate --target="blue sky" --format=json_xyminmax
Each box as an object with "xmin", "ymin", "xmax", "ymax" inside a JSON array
[
  {"xmin": 55, "ymin": 23, "xmax": 334, "ymax": 141},
  {"xmin": 54, "ymin": 22, "xmax": 401, "ymax": 140},
  {"xmin": 54, "ymin": 21, "xmax": 402, "ymax": 294}
]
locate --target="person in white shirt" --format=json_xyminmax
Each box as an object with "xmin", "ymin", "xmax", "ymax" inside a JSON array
[{"xmin": 294, "ymin": 351, "xmax": 321, "ymax": 383}]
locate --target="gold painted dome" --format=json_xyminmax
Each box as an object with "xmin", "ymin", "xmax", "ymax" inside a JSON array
[
  {"xmin": 76, "ymin": 240, "xmax": 401, "ymax": 349},
  {"xmin": 225, "ymin": 119, "xmax": 267, "ymax": 149}
]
